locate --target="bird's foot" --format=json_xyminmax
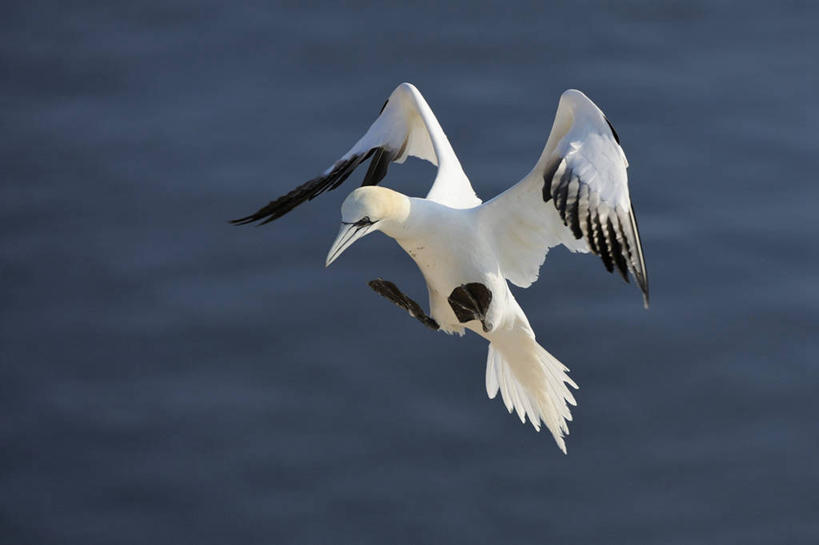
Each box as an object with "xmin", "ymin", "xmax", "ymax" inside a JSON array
[
  {"xmin": 447, "ymin": 283, "xmax": 493, "ymax": 333},
  {"xmin": 368, "ymin": 278, "xmax": 439, "ymax": 330}
]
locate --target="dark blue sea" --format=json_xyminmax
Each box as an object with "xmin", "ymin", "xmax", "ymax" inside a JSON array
[{"xmin": 2, "ymin": 2, "xmax": 818, "ymax": 543}]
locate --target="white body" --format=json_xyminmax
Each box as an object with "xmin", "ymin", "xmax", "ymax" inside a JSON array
[
  {"xmin": 393, "ymin": 198, "xmax": 524, "ymax": 337},
  {"xmin": 257, "ymin": 82, "xmax": 649, "ymax": 452},
  {"xmin": 347, "ymin": 191, "xmax": 579, "ymax": 451}
]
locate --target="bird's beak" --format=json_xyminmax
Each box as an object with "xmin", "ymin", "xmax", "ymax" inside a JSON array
[{"xmin": 325, "ymin": 222, "xmax": 375, "ymax": 267}]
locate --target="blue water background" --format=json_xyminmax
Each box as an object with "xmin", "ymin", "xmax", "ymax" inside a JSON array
[{"xmin": 2, "ymin": 2, "xmax": 818, "ymax": 543}]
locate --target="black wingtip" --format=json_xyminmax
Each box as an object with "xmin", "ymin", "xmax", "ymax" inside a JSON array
[
  {"xmin": 626, "ymin": 204, "xmax": 649, "ymax": 309},
  {"xmin": 638, "ymin": 272, "xmax": 650, "ymax": 309},
  {"xmin": 361, "ymin": 147, "xmax": 395, "ymax": 187},
  {"xmin": 604, "ymin": 115, "xmax": 621, "ymax": 144},
  {"xmin": 230, "ymin": 215, "xmax": 260, "ymax": 226},
  {"xmin": 229, "ymin": 204, "xmax": 277, "ymax": 226},
  {"xmin": 230, "ymin": 147, "xmax": 392, "ymax": 228}
]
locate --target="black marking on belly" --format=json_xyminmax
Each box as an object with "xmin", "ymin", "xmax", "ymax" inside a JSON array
[
  {"xmin": 368, "ymin": 278, "xmax": 439, "ymax": 330},
  {"xmin": 448, "ymin": 283, "xmax": 493, "ymax": 332}
]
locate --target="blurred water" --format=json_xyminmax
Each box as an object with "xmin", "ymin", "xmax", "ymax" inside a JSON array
[{"xmin": 2, "ymin": 1, "xmax": 818, "ymax": 544}]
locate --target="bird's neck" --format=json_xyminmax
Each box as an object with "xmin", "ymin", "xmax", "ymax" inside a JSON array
[{"xmin": 378, "ymin": 195, "xmax": 434, "ymax": 243}]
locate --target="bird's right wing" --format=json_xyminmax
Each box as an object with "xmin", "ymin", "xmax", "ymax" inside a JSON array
[
  {"xmin": 232, "ymin": 83, "xmax": 480, "ymax": 225},
  {"xmin": 480, "ymin": 89, "xmax": 649, "ymax": 307}
]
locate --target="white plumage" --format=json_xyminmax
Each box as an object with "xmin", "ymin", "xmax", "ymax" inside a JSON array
[{"xmin": 233, "ymin": 83, "xmax": 649, "ymax": 453}]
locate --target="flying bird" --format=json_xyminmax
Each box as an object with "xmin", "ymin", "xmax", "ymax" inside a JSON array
[{"xmin": 232, "ymin": 83, "xmax": 648, "ymax": 452}]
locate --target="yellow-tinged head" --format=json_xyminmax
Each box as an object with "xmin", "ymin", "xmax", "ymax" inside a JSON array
[{"xmin": 325, "ymin": 186, "xmax": 410, "ymax": 267}]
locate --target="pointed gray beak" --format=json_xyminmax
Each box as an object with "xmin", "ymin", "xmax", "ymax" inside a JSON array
[{"xmin": 325, "ymin": 221, "xmax": 375, "ymax": 267}]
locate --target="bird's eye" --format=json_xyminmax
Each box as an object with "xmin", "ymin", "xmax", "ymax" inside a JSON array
[{"xmin": 343, "ymin": 216, "xmax": 376, "ymax": 227}]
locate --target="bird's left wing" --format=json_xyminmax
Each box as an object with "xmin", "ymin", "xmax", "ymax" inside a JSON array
[
  {"xmin": 232, "ymin": 83, "xmax": 479, "ymax": 225},
  {"xmin": 479, "ymin": 90, "xmax": 649, "ymax": 306}
]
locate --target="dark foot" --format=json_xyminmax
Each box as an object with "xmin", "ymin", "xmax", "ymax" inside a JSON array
[
  {"xmin": 368, "ymin": 278, "xmax": 439, "ymax": 330},
  {"xmin": 447, "ymin": 283, "xmax": 493, "ymax": 333}
]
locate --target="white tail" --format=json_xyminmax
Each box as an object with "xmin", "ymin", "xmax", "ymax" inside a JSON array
[{"xmin": 485, "ymin": 340, "xmax": 578, "ymax": 453}]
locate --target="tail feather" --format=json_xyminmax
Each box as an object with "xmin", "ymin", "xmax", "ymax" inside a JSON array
[{"xmin": 485, "ymin": 341, "xmax": 579, "ymax": 453}]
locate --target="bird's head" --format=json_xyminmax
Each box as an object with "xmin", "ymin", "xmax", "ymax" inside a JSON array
[{"xmin": 325, "ymin": 186, "xmax": 410, "ymax": 267}]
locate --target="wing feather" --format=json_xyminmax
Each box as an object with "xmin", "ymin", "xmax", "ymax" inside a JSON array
[
  {"xmin": 232, "ymin": 83, "xmax": 479, "ymax": 226},
  {"xmin": 480, "ymin": 89, "xmax": 649, "ymax": 306}
]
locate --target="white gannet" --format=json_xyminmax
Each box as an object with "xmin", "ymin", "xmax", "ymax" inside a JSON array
[{"xmin": 232, "ymin": 83, "xmax": 648, "ymax": 452}]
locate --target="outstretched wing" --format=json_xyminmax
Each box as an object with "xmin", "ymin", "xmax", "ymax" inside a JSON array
[
  {"xmin": 480, "ymin": 89, "xmax": 649, "ymax": 307},
  {"xmin": 232, "ymin": 83, "xmax": 480, "ymax": 225}
]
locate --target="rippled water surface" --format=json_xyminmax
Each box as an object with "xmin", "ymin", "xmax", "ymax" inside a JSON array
[{"xmin": 2, "ymin": 2, "xmax": 818, "ymax": 543}]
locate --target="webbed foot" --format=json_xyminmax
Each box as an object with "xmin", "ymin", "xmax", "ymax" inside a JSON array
[
  {"xmin": 447, "ymin": 283, "xmax": 493, "ymax": 333},
  {"xmin": 368, "ymin": 278, "xmax": 439, "ymax": 330}
]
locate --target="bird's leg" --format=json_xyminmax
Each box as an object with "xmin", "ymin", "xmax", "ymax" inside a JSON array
[
  {"xmin": 447, "ymin": 283, "xmax": 494, "ymax": 333},
  {"xmin": 368, "ymin": 278, "xmax": 439, "ymax": 330}
]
